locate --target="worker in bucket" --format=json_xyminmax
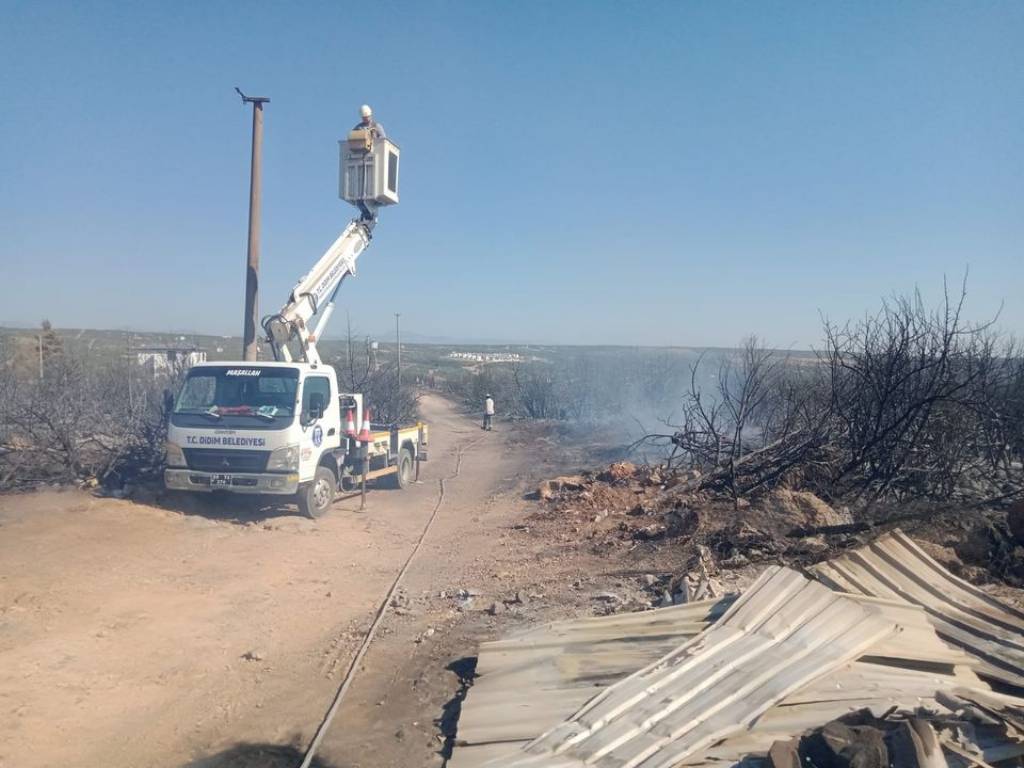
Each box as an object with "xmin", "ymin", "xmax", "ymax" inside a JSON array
[
  {"xmin": 483, "ymin": 394, "xmax": 495, "ymax": 431},
  {"xmin": 353, "ymin": 104, "xmax": 386, "ymax": 139}
]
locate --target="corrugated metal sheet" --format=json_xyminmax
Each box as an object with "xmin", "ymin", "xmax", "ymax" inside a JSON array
[
  {"xmin": 685, "ymin": 688, "xmax": 1024, "ymax": 768},
  {"xmin": 811, "ymin": 530, "xmax": 1024, "ymax": 690},
  {"xmin": 450, "ymin": 600, "xmax": 982, "ymax": 768},
  {"xmin": 450, "ymin": 741, "xmax": 525, "ymax": 768},
  {"xmin": 457, "ymin": 598, "xmax": 733, "ymax": 747},
  {"xmin": 495, "ymin": 567, "xmax": 896, "ymax": 768},
  {"xmin": 674, "ymin": 661, "xmax": 987, "ymax": 767},
  {"xmin": 450, "ymin": 533, "xmax": 1024, "ymax": 768}
]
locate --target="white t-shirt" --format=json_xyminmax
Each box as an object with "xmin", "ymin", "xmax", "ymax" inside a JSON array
[{"xmin": 484, "ymin": 398, "xmax": 495, "ymax": 415}]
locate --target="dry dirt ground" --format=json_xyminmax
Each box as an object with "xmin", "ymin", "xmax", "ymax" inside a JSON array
[{"xmin": 0, "ymin": 394, "xmax": 659, "ymax": 768}]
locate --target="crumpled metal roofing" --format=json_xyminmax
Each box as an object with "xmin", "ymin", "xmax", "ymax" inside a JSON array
[
  {"xmin": 451, "ymin": 531, "xmax": 1024, "ymax": 768},
  {"xmin": 456, "ymin": 598, "xmax": 733, "ymax": 747},
  {"xmin": 483, "ymin": 567, "xmax": 896, "ymax": 768},
  {"xmin": 811, "ymin": 530, "xmax": 1024, "ymax": 691}
]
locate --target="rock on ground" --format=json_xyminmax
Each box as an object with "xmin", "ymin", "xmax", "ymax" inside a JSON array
[
  {"xmin": 536, "ymin": 476, "xmax": 587, "ymax": 501},
  {"xmin": 761, "ymin": 489, "xmax": 851, "ymax": 530}
]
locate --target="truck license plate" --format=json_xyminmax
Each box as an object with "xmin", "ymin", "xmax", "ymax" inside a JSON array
[{"xmin": 210, "ymin": 473, "xmax": 232, "ymax": 487}]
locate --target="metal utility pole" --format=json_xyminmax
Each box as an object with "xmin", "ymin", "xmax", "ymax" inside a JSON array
[
  {"xmin": 395, "ymin": 313, "xmax": 402, "ymax": 389},
  {"xmin": 236, "ymin": 87, "xmax": 270, "ymax": 361}
]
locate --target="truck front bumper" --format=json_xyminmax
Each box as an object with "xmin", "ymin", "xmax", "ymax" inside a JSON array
[{"xmin": 164, "ymin": 469, "xmax": 300, "ymax": 495}]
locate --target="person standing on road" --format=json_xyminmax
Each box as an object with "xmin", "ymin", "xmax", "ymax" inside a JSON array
[{"xmin": 483, "ymin": 394, "xmax": 495, "ymax": 431}]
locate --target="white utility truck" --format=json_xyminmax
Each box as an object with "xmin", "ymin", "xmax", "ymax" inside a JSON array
[{"xmin": 164, "ymin": 115, "xmax": 427, "ymax": 517}]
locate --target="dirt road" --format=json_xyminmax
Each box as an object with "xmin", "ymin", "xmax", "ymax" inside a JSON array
[{"xmin": 0, "ymin": 394, "xmax": 571, "ymax": 768}]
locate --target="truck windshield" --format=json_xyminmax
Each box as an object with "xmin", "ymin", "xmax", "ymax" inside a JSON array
[{"xmin": 173, "ymin": 367, "xmax": 299, "ymax": 428}]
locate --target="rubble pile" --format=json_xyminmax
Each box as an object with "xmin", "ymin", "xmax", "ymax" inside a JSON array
[
  {"xmin": 767, "ymin": 702, "xmax": 1024, "ymax": 768},
  {"xmin": 532, "ymin": 462, "xmax": 1024, "ymax": 585},
  {"xmin": 532, "ymin": 461, "xmax": 855, "ymax": 568}
]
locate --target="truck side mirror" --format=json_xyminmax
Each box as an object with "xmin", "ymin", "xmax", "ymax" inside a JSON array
[
  {"xmin": 163, "ymin": 389, "xmax": 175, "ymax": 417},
  {"xmin": 307, "ymin": 392, "xmax": 325, "ymax": 422}
]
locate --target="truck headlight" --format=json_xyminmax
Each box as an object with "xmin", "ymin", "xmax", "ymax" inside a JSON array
[
  {"xmin": 267, "ymin": 444, "xmax": 300, "ymax": 472},
  {"xmin": 165, "ymin": 441, "xmax": 186, "ymax": 468}
]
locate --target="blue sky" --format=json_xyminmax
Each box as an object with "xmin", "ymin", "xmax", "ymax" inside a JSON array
[{"xmin": 1, "ymin": 1, "xmax": 1020, "ymax": 348}]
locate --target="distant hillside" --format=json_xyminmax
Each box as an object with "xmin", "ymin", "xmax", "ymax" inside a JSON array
[{"xmin": 0, "ymin": 325, "xmax": 817, "ymax": 371}]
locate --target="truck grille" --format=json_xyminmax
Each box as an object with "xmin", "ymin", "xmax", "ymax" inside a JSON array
[{"xmin": 182, "ymin": 448, "xmax": 270, "ymax": 473}]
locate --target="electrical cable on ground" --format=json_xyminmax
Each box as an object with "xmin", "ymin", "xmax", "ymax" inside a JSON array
[{"xmin": 297, "ymin": 435, "xmax": 484, "ymax": 768}]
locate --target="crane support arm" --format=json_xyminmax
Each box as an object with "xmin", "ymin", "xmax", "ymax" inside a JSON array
[{"xmin": 262, "ymin": 217, "xmax": 373, "ymax": 365}]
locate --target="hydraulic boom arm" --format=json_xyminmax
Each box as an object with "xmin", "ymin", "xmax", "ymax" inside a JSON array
[{"xmin": 262, "ymin": 217, "xmax": 373, "ymax": 366}]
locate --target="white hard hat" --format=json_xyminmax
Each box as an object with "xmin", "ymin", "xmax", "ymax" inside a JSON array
[{"xmin": 360, "ymin": 104, "xmax": 373, "ymax": 118}]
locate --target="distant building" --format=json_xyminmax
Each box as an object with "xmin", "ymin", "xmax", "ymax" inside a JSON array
[
  {"xmin": 447, "ymin": 351, "xmax": 523, "ymax": 363},
  {"xmin": 135, "ymin": 346, "xmax": 206, "ymax": 374}
]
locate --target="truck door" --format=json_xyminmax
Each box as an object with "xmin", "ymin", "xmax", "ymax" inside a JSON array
[{"xmin": 299, "ymin": 374, "xmax": 338, "ymax": 479}]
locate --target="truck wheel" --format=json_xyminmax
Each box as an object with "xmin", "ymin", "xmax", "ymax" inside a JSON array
[
  {"xmin": 393, "ymin": 448, "xmax": 414, "ymax": 490},
  {"xmin": 298, "ymin": 466, "xmax": 336, "ymax": 519}
]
